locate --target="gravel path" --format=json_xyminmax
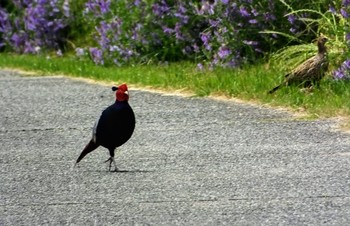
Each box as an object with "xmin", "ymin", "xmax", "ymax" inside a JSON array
[{"xmin": 1, "ymin": 70, "xmax": 350, "ymax": 225}]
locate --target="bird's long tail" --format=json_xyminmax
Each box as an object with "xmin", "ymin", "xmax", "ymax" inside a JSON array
[
  {"xmin": 75, "ymin": 139, "xmax": 99, "ymax": 164},
  {"xmin": 268, "ymin": 84, "xmax": 281, "ymax": 94}
]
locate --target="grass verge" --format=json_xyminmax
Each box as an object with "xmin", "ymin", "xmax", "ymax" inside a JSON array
[{"xmin": 0, "ymin": 53, "xmax": 350, "ymax": 119}]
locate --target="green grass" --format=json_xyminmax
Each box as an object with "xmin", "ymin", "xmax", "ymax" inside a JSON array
[{"xmin": 1, "ymin": 53, "xmax": 350, "ymax": 118}]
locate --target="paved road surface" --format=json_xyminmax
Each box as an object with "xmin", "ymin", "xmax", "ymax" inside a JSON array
[{"xmin": 1, "ymin": 70, "xmax": 350, "ymax": 225}]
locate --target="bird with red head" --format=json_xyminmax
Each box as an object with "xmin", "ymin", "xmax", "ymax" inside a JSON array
[{"xmin": 76, "ymin": 83, "xmax": 135, "ymax": 171}]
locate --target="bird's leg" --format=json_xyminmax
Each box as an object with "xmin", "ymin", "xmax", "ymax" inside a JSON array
[
  {"xmin": 104, "ymin": 149, "xmax": 118, "ymax": 172},
  {"xmin": 111, "ymin": 157, "xmax": 118, "ymax": 172},
  {"xmin": 104, "ymin": 157, "xmax": 118, "ymax": 171}
]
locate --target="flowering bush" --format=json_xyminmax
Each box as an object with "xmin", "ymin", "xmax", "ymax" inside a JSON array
[
  {"xmin": 0, "ymin": 0, "xmax": 349, "ymax": 74},
  {"xmin": 333, "ymin": 59, "xmax": 350, "ymax": 80},
  {"xmin": 330, "ymin": 0, "xmax": 350, "ymax": 80},
  {"xmin": 79, "ymin": 0, "xmax": 338, "ymax": 68},
  {"xmin": 0, "ymin": 0, "xmax": 71, "ymax": 54}
]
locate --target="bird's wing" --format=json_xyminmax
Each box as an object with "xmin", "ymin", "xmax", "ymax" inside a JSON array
[
  {"xmin": 284, "ymin": 56, "xmax": 315, "ymax": 80},
  {"xmin": 292, "ymin": 56, "xmax": 316, "ymax": 73},
  {"xmin": 287, "ymin": 56, "xmax": 317, "ymax": 80},
  {"xmin": 92, "ymin": 114, "xmax": 102, "ymax": 143}
]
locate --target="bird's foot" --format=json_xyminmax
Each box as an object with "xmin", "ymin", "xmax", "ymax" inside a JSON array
[
  {"xmin": 104, "ymin": 157, "xmax": 119, "ymax": 172},
  {"xmin": 300, "ymin": 86, "xmax": 314, "ymax": 94}
]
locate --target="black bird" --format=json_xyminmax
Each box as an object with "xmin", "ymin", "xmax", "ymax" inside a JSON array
[
  {"xmin": 268, "ymin": 35, "xmax": 329, "ymax": 94},
  {"xmin": 75, "ymin": 84, "xmax": 135, "ymax": 171}
]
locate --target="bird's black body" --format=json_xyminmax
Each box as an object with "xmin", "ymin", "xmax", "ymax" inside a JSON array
[
  {"xmin": 76, "ymin": 84, "xmax": 135, "ymax": 171},
  {"xmin": 95, "ymin": 101, "xmax": 135, "ymax": 149}
]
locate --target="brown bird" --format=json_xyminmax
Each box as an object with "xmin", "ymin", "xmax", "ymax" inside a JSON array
[{"xmin": 268, "ymin": 35, "xmax": 329, "ymax": 94}]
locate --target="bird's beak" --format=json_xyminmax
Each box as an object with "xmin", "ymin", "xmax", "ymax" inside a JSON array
[{"xmin": 125, "ymin": 90, "xmax": 129, "ymax": 96}]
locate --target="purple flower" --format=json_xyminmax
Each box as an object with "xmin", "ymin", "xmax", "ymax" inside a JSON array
[
  {"xmin": 201, "ymin": 32, "xmax": 212, "ymax": 50},
  {"xmin": 162, "ymin": 26, "xmax": 174, "ymax": 34},
  {"xmin": 249, "ymin": 19, "xmax": 258, "ymax": 24},
  {"xmin": 152, "ymin": 4, "xmax": 162, "ymax": 16},
  {"xmin": 89, "ymin": 47, "xmax": 104, "ymax": 65},
  {"xmin": 152, "ymin": 2, "xmax": 170, "ymax": 17},
  {"xmin": 175, "ymin": 22, "xmax": 183, "ymax": 40},
  {"xmin": 221, "ymin": 0, "xmax": 229, "ymax": 4},
  {"xmin": 209, "ymin": 19, "xmax": 220, "ymax": 27},
  {"xmin": 197, "ymin": 63, "xmax": 204, "ymax": 70},
  {"xmin": 287, "ymin": 14, "xmax": 297, "ymax": 24},
  {"xmin": 333, "ymin": 59, "xmax": 350, "ymax": 80},
  {"xmin": 193, "ymin": 43, "xmax": 199, "ymax": 53},
  {"xmin": 251, "ymin": 9, "xmax": 259, "ymax": 16},
  {"xmin": 85, "ymin": 0, "xmax": 110, "ymax": 16},
  {"xmin": 24, "ymin": 41, "xmax": 35, "ymax": 53},
  {"xmin": 333, "ymin": 70, "xmax": 345, "ymax": 80},
  {"xmin": 346, "ymin": 33, "xmax": 350, "ymax": 41},
  {"xmin": 239, "ymin": 6, "xmax": 250, "ymax": 17},
  {"xmin": 174, "ymin": 4, "xmax": 189, "ymax": 23},
  {"xmin": 132, "ymin": 23, "xmax": 143, "ymax": 40},
  {"xmin": 5, "ymin": 0, "xmax": 71, "ymax": 53},
  {"xmin": 124, "ymin": 49, "xmax": 133, "ymax": 58},
  {"xmin": 272, "ymin": 33, "xmax": 278, "ymax": 38},
  {"xmin": 134, "ymin": 0, "xmax": 141, "ymax": 6},
  {"xmin": 174, "ymin": 12, "xmax": 189, "ymax": 24},
  {"xmin": 99, "ymin": 0, "xmax": 111, "ymax": 14},
  {"xmin": 344, "ymin": 59, "xmax": 350, "ymax": 69},
  {"xmin": 205, "ymin": 43, "xmax": 212, "ymax": 51},
  {"xmin": 109, "ymin": 45, "xmax": 120, "ymax": 52},
  {"xmin": 75, "ymin": 48, "xmax": 85, "ymax": 56},
  {"xmin": 199, "ymin": 2, "xmax": 215, "ymax": 15},
  {"xmin": 217, "ymin": 45, "xmax": 231, "ymax": 59},
  {"xmin": 10, "ymin": 33, "xmax": 25, "ymax": 50},
  {"xmin": 0, "ymin": 8, "xmax": 12, "ymax": 33},
  {"xmin": 227, "ymin": 59, "xmax": 239, "ymax": 68},
  {"xmin": 63, "ymin": 0, "xmax": 70, "ymax": 17},
  {"xmin": 329, "ymin": 5, "xmax": 337, "ymax": 14},
  {"xmin": 264, "ymin": 12, "xmax": 276, "ymax": 21},
  {"xmin": 343, "ymin": 0, "xmax": 350, "ymax": 7},
  {"xmin": 178, "ymin": 4, "xmax": 186, "ymax": 14},
  {"xmin": 200, "ymin": 33, "xmax": 210, "ymax": 45},
  {"xmin": 340, "ymin": 8, "xmax": 349, "ymax": 18}
]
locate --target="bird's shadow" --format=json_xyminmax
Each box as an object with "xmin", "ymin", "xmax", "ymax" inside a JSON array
[
  {"xmin": 110, "ymin": 169, "xmax": 152, "ymax": 173},
  {"xmin": 77, "ymin": 168, "xmax": 154, "ymax": 174},
  {"xmin": 72, "ymin": 162, "xmax": 153, "ymax": 173}
]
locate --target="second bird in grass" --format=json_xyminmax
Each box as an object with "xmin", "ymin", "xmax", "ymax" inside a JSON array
[
  {"xmin": 75, "ymin": 84, "xmax": 135, "ymax": 172},
  {"xmin": 268, "ymin": 35, "xmax": 329, "ymax": 94}
]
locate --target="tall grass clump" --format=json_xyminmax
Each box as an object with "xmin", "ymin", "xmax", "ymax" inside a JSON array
[{"xmin": 270, "ymin": 0, "xmax": 350, "ymax": 80}]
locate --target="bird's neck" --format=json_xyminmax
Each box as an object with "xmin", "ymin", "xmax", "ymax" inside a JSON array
[
  {"xmin": 318, "ymin": 42, "xmax": 327, "ymax": 55},
  {"xmin": 115, "ymin": 100, "xmax": 128, "ymax": 104}
]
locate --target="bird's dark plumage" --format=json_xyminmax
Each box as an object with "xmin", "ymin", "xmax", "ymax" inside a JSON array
[
  {"xmin": 268, "ymin": 35, "xmax": 329, "ymax": 94},
  {"xmin": 75, "ymin": 84, "xmax": 135, "ymax": 171}
]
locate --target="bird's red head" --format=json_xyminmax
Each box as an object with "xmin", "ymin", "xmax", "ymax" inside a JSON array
[{"xmin": 112, "ymin": 84, "xmax": 129, "ymax": 102}]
